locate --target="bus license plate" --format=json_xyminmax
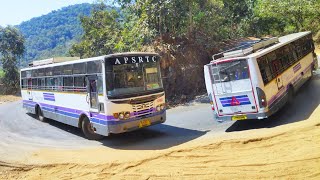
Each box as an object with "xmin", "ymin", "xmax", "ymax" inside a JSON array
[
  {"xmin": 232, "ymin": 115, "xmax": 247, "ymax": 121},
  {"xmin": 139, "ymin": 119, "xmax": 151, "ymax": 128}
]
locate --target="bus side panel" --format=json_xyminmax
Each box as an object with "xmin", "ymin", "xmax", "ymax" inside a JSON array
[
  {"xmin": 22, "ymin": 91, "xmax": 110, "ymax": 136},
  {"xmin": 264, "ymin": 53, "xmax": 314, "ymax": 115}
]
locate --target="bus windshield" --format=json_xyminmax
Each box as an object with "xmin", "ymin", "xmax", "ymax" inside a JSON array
[
  {"xmin": 211, "ymin": 59, "xmax": 249, "ymax": 83},
  {"xmin": 106, "ymin": 61, "xmax": 163, "ymax": 98}
]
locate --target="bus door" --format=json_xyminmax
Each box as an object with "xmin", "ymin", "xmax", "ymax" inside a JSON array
[
  {"xmin": 272, "ymin": 60, "xmax": 284, "ymax": 90},
  {"xmin": 86, "ymin": 75, "xmax": 99, "ymax": 112}
]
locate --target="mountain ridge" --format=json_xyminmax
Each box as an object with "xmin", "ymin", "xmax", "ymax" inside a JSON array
[{"xmin": 16, "ymin": 3, "xmax": 94, "ymax": 67}]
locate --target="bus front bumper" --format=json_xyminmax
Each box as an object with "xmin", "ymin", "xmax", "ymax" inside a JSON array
[
  {"xmin": 107, "ymin": 111, "xmax": 166, "ymax": 134},
  {"xmin": 213, "ymin": 111, "xmax": 271, "ymax": 122}
]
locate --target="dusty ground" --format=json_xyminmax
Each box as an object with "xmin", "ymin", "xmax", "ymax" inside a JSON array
[
  {"xmin": 0, "ymin": 104, "xmax": 319, "ymax": 179},
  {"xmin": 0, "ymin": 95, "xmax": 21, "ymax": 105}
]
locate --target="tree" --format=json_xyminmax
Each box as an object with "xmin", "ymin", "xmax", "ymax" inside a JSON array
[
  {"xmin": 70, "ymin": 4, "xmax": 121, "ymax": 58},
  {"xmin": 0, "ymin": 26, "xmax": 25, "ymax": 94},
  {"xmin": 70, "ymin": 3, "xmax": 155, "ymax": 57},
  {"xmin": 256, "ymin": 0, "xmax": 320, "ymax": 33}
]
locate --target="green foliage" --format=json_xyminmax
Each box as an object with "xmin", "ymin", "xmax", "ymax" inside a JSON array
[
  {"xmin": 0, "ymin": 26, "xmax": 25, "ymax": 94},
  {"xmin": 255, "ymin": 0, "xmax": 320, "ymax": 35},
  {"xmin": 70, "ymin": 3, "xmax": 155, "ymax": 57},
  {"xmin": 17, "ymin": 3, "xmax": 93, "ymax": 65},
  {"xmin": 0, "ymin": 69, "xmax": 4, "ymax": 78},
  {"xmin": 71, "ymin": 0, "xmax": 320, "ymax": 58}
]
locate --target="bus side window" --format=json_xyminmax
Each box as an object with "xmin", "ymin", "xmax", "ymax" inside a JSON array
[
  {"xmin": 97, "ymin": 76, "xmax": 103, "ymax": 95},
  {"xmin": 57, "ymin": 77, "xmax": 63, "ymax": 91},
  {"xmin": 28, "ymin": 79, "xmax": 32, "ymax": 90},
  {"xmin": 63, "ymin": 77, "xmax": 74, "ymax": 91},
  {"xmin": 32, "ymin": 78, "xmax": 38, "ymax": 89},
  {"xmin": 74, "ymin": 76, "xmax": 86, "ymax": 92},
  {"xmin": 87, "ymin": 61, "xmax": 101, "ymax": 74}
]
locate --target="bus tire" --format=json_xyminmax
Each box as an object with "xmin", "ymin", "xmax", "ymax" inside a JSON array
[
  {"xmin": 36, "ymin": 106, "xmax": 46, "ymax": 122},
  {"xmin": 81, "ymin": 116, "xmax": 103, "ymax": 140}
]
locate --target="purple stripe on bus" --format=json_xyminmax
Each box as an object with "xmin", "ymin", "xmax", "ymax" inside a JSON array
[
  {"xmin": 44, "ymin": 97, "xmax": 55, "ymax": 100},
  {"xmin": 43, "ymin": 93, "xmax": 54, "ymax": 96},
  {"xmin": 24, "ymin": 100, "xmax": 165, "ymax": 125},
  {"xmin": 24, "ymin": 100, "xmax": 160, "ymax": 122},
  {"xmin": 293, "ymin": 63, "xmax": 302, "ymax": 73},
  {"xmin": 220, "ymin": 98, "xmax": 250, "ymax": 104},
  {"xmin": 91, "ymin": 113, "xmax": 108, "ymax": 120}
]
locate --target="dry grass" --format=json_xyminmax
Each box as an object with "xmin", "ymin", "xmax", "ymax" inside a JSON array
[{"xmin": 0, "ymin": 95, "xmax": 21, "ymax": 105}]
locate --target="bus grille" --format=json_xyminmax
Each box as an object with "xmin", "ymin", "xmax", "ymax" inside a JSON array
[{"xmin": 132, "ymin": 101, "xmax": 154, "ymax": 117}]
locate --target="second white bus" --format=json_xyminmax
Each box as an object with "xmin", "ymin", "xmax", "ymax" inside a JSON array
[{"xmin": 204, "ymin": 31, "xmax": 317, "ymax": 121}]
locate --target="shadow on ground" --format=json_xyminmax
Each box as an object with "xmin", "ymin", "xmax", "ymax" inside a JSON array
[
  {"xmin": 27, "ymin": 113, "xmax": 206, "ymax": 150},
  {"xmin": 226, "ymin": 73, "xmax": 320, "ymax": 132},
  {"xmin": 101, "ymin": 124, "xmax": 207, "ymax": 150}
]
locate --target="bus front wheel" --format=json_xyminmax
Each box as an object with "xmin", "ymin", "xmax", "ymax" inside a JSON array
[
  {"xmin": 81, "ymin": 117, "xmax": 103, "ymax": 140},
  {"xmin": 36, "ymin": 106, "xmax": 46, "ymax": 122}
]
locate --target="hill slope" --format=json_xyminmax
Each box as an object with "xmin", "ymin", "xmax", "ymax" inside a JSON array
[{"xmin": 17, "ymin": 3, "xmax": 93, "ymax": 66}]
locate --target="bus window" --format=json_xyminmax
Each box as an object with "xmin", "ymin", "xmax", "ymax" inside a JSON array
[
  {"xmin": 38, "ymin": 78, "xmax": 45, "ymax": 90},
  {"xmin": 57, "ymin": 77, "xmax": 63, "ymax": 91},
  {"xmin": 211, "ymin": 59, "xmax": 249, "ymax": 83},
  {"xmin": 63, "ymin": 64, "xmax": 73, "ymax": 75},
  {"xmin": 97, "ymin": 75, "xmax": 103, "ymax": 95},
  {"xmin": 32, "ymin": 78, "xmax": 38, "ymax": 89},
  {"xmin": 21, "ymin": 71, "xmax": 26, "ymax": 78},
  {"xmin": 74, "ymin": 76, "xmax": 86, "ymax": 92},
  {"xmin": 87, "ymin": 61, "xmax": 101, "ymax": 74},
  {"xmin": 27, "ymin": 79, "xmax": 32, "ymax": 89},
  {"xmin": 45, "ymin": 67, "xmax": 53, "ymax": 76},
  {"xmin": 53, "ymin": 66, "xmax": 62, "ymax": 76},
  {"xmin": 73, "ymin": 63, "xmax": 86, "ymax": 74},
  {"xmin": 63, "ymin": 77, "xmax": 73, "ymax": 91}
]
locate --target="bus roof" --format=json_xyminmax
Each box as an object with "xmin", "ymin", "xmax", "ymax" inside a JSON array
[
  {"xmin": 247, "ymin": 31, "xmax": 311, "ymax": 58},
  {"xmin": 209, "ymin": 31, "xmax": 311, "ymax": 64},
  {"xmin": 21, "ymin": 52, "xmax": 159, "ymax": 71}
]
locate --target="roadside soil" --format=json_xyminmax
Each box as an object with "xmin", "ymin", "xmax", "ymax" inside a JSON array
[
  {"xmin": 1, "ymin": 103, "xmax": 319, "ymax": 179},
  {"xmin": 0, "ymin": 95, "xmax": 21, "ymax": 105},
  {"xmin": 315, "ymin": 44, "xmax": 320, "ymax": 55}
]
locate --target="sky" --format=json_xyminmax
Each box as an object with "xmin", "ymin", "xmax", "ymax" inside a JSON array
[{"xmin": 0, "ymin": 0, "xmax": 97, "ymax": 26}]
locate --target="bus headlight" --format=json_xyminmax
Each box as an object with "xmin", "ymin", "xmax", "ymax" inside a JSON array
[
  {"xmin": 119, "ymin": 113, "xmax": 124, "ymax": 119},
  {"xmin": 125, "ymin": 112, "xmax": 130, "ymax": 119},
  {"xmin": 113, "ymin": 111, "xmax": 131, "ymax": 120},
  {"xmin": 160, "ymin": 104, "xmax": 165, "ymax": 110},
  {"xmin": 156, "ymin": 103, "xmax": 165, "ymax": 111},
  {"xmin": 113, "ymin": 113, "xmax": 119, "ymax": 119}
]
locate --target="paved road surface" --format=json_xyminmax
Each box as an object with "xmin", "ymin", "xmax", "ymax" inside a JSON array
[{"xmin": 0, "ymin": 71, "xmax": 319, "ymax": 161}]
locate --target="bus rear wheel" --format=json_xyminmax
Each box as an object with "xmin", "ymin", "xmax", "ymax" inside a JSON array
[
  {"xmin": 36, "ymin": 106, "xmax": 46, "ymax": 122},
  {"xmin": 81, "ymin": 117, "xmax": 103, "ymax": 140}
]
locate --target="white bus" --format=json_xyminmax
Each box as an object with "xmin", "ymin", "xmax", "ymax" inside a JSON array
[
  {"xmin": 21, "ymin": 53, "xmax": 166, "ymax": 140},
  {"xmin": 204, "ymin": 31, "xmax": 317, "ymax": 121}
]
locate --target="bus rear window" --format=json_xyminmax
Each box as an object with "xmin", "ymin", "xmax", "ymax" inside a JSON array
[{"xmin": 211, "ymin": 59, "xmax": 249, "ymax": 83}]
